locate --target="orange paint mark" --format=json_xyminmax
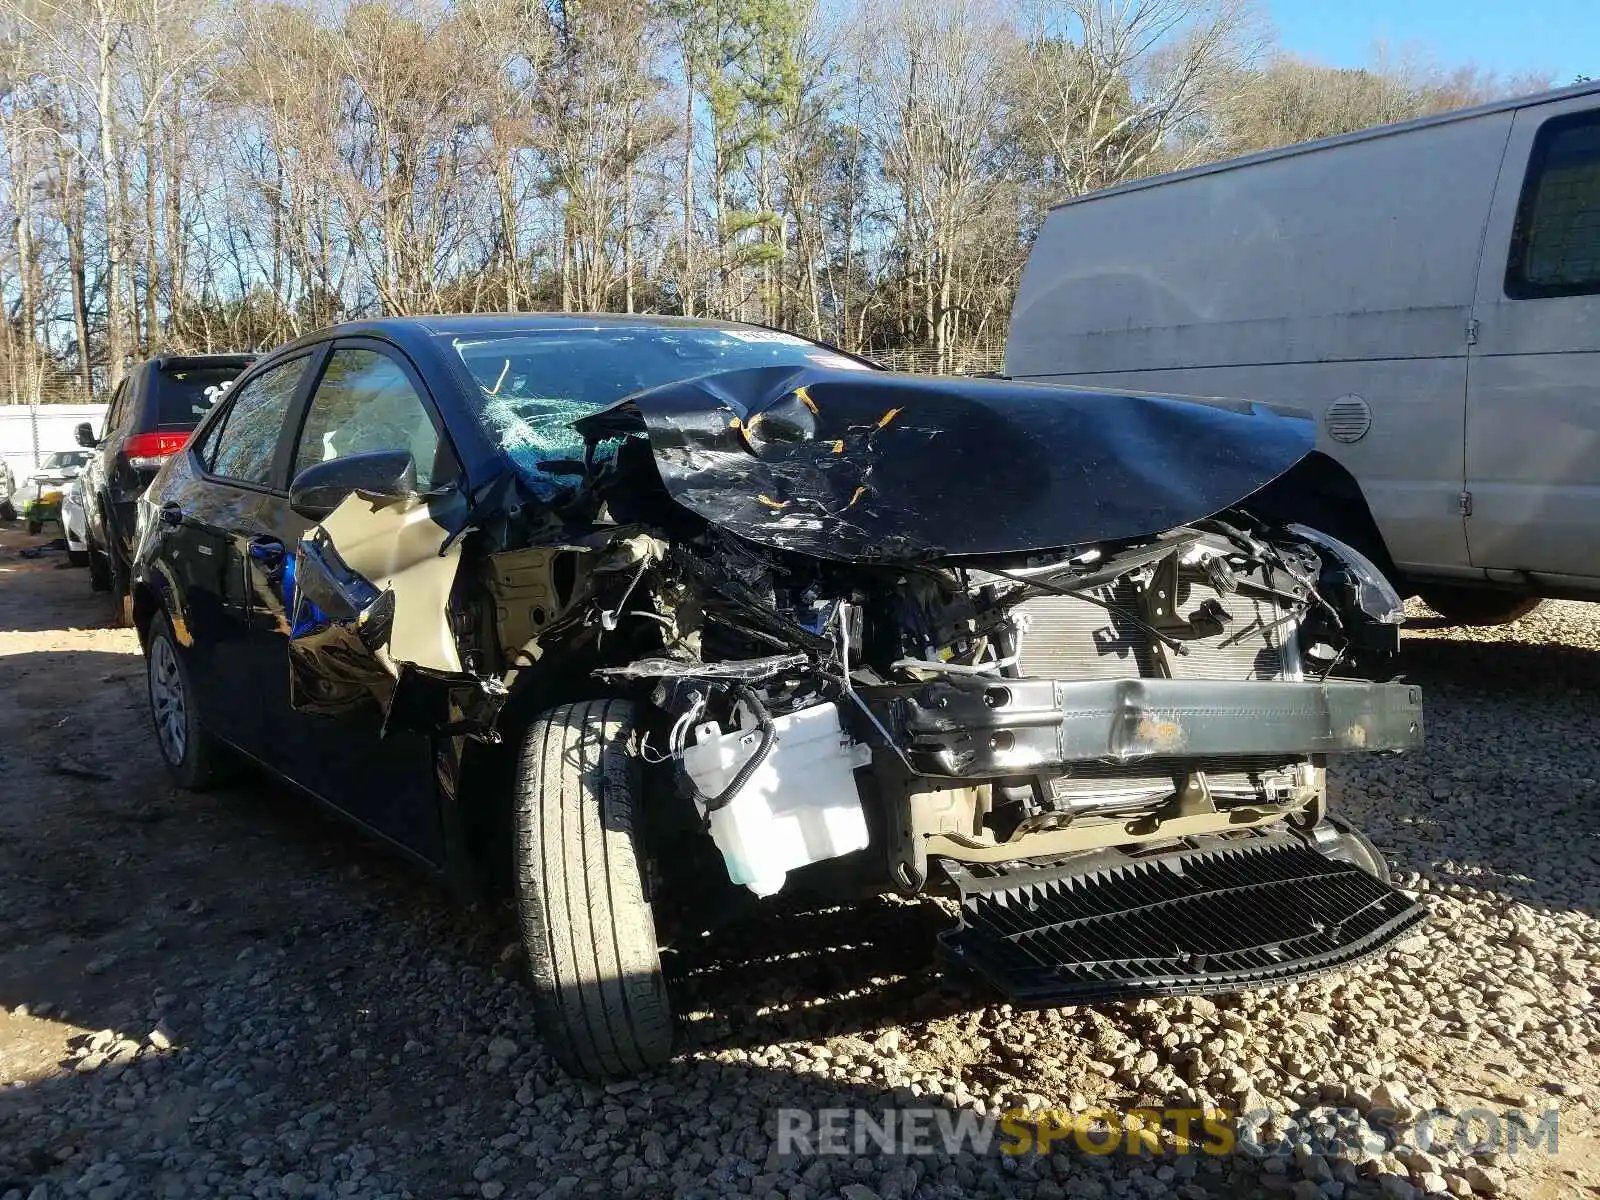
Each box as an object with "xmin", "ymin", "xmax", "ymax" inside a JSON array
[
  {"xmin": 758, "ymin": 495, "xmax": 790, "ymax": 510},
  {"xmin": 876, "ymin": 407, "xmax": 903, "ymax": 430},
  {"xmin": 829, "ymin": 440, "xmax": 845, "ymax": 454},
  {"xmin": 795, "ymin": 385, "xmax": 818, "ymax": 413},
  {"xmin": 848, "ymin": 486, "xmax": 868, "ymax": 508}
]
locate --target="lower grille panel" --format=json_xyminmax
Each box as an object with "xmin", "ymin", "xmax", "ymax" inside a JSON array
[{"xmin": 938, "ymin": 836, "xmax": 1426, "ymax": 1005}]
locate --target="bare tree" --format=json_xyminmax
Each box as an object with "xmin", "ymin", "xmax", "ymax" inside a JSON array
[{"xmin": 0, "ymin": 0, "xmax": 1560, "ymax": 404}]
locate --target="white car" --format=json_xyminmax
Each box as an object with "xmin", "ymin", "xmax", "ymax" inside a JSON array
[
  {"xmin": 14, "ymin": 450, "xmax": 90, "ymax": 534},
  {"xmin": 61, "ymin": 476, "xmax": 88, "ymax": 566}
]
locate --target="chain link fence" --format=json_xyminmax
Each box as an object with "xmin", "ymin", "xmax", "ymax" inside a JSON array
[
  {"xmin": 871, "ymin": 347, "xmax": 1004, "ymax": 376},
  {"xmin": 3, "ymin": 380, "xmax": 100, "ymax": 406}
]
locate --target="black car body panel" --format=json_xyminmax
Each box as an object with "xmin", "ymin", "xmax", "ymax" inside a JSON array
[
  {"xmin": 583, "ymin": 365, "xmax": 1316, "ymax": 561},
  {"xmin": 129, "ymin": 314, "xmax": 1424, "ymax": 1029}
]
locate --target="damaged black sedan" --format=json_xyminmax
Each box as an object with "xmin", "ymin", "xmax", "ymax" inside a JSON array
[{"xmin": 130, "ymin": 315, "xmax": 1425, "ymax": 1079}]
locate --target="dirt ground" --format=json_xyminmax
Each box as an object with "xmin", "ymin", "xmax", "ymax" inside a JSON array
[
  {"xmin": 0, "ymin": 520, "xmax": 1596, "ymax": 1200},
  {"xmin": 0, "ymin": 524, "xmax": 516, "ymax": 1197}
]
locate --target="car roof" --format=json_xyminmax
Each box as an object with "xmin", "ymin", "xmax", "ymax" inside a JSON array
[
  {"xmin": 148, "ymin": 353, "xmax": 256, "ymax": 370},
  {"xmin": 1048, "ymin": 78, "xmax": 1600, "ymax": 211},
  {"xmin": 272, "ymin": 312, "xmax": 782, "ymax": 358}
]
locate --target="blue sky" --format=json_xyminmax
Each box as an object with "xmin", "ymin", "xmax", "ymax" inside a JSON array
[{"xmin": 1268, "ymin": 0, "xmax": 1592, "ymax": 87}]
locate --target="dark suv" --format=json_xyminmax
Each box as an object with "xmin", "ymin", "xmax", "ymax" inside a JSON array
[{"xmin": 78, "ymin": 353, "xmax": 253, "ymax": 604}]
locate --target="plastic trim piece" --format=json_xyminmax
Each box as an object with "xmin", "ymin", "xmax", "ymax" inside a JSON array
[{"xmin": 938, "ymin": 832, "xmax": 1427, "ymax": 1005}]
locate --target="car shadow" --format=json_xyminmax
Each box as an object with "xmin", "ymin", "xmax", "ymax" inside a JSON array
[
  {"xmin": 1329, "ymin": 626, "xmax": 1600, "ymax": 921},
  {"xmin": 2, "ymin": 567, "xmax": 1595, "ymax": 1194}
]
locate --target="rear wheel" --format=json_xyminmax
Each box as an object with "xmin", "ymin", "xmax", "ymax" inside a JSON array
[
  {"xmin": 67, "ymin": 548, "xmax": 89, "ymax": 568},
  {"xmin": 85, "ymin": 526, "xmax": 112, "ymax": 591},
  {"xmin": 145, "ymin": 611, "xmax": 229, "ymax": 790},
  {"xmin": 513, "ymin": 699, "xmax": 675, "ymax": 1079},
  {"xmin": 1418, "ymin": 585, "xmax": 1543, "ymax": 627}
]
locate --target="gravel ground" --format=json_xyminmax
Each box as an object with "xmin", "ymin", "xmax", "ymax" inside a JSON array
[{"xmin": 0, "ymin": 524, "xmax": 1596, "ymax": 1200}]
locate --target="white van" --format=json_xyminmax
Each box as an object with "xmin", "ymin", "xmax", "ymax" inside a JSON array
[{"xmin": 1006, "ymin": 81, "xmax": 1600, "ymax": 625}]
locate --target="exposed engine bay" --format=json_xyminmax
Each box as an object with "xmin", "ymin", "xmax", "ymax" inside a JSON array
[
  {"xmin": 283, "ymin": 364, "xmax": 1427, "ymax": 1006},
  {"xmin": 542, "ymin": 506, "xmax": 1415, "ymax": 894}
]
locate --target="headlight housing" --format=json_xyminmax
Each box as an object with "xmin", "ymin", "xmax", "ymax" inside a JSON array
[{"xmin": 1288, "ymin": 524, "xmax": 1404, "ymax": 625}]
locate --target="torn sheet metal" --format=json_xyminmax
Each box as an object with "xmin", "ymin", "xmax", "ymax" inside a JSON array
[
  {"xmin": 309, "ymin": 490, "xmax": 465, "ymax": 673},
  {"xmin": 286, "ymin": 490, "xmax": 480, "ymax": 730},
  {"xmin": 577, "ymin": 365, "xmax": 1316, "ymax": 562}
]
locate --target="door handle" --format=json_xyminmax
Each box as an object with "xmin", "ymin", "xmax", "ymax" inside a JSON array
[
  {"xmin": 159, "ymin": 502, "xmax": 183, "ymax": 527},
  {"xmin": 248, "ymin": 536, "xmax": 287, "ymax": 580}
]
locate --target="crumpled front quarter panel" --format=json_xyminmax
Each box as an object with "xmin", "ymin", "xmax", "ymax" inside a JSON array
[{"xmin": 620, "ymin": 366, "xmax": 1317, "ymax": 560}]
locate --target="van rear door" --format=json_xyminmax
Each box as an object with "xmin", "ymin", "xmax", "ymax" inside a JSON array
[{"xmin": 1467, "ymin": 97, "xmax": 1600, "ymax": 581}]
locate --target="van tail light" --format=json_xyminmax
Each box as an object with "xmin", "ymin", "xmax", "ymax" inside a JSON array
[{"xmin": 124, "ymin": 431, "xmax": 190, "ymax": 470}]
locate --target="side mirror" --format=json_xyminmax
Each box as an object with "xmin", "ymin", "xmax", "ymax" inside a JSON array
[
  {"xmin": 74, "ymin": 422, "xmax": 97, "ymax": 448},
  {"xmin": 289, "ymin": 449, "xmax": 417, "ymax": 522}
]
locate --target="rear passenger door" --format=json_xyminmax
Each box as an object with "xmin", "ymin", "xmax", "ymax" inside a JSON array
[
  {"xmin": 1467, "ymin": 98, "xmax": 1600, "ymax": 580},
  {"xmin": 168, "ymin": 353, "xmax": 317, "ymax": 748}
]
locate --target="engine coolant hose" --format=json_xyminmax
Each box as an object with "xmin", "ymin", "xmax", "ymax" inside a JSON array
[{"xmin": 699, "ymin": 684, "xmax": 777, "ymax": 813}]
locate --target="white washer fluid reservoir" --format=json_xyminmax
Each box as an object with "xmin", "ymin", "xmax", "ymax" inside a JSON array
[{"xmin": 679, "ymin": 701, "xmax": 873, "ymax": 897}]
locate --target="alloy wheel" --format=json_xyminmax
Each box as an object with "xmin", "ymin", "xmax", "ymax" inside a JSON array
[{"xmin": 149, "ymin": 635, "xmax": 188, "ymax": 765}]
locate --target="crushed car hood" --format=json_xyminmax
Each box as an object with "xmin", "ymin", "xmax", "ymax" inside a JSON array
[{"xmin": 578, "ymin": 365, "xmax": 1316, "ymax": 561}]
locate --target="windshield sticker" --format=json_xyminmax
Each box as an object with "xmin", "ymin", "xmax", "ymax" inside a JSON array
[
  {"xmin": 806, "ymin": 353, "xmax": 872, "ymax": 371},
  {"xmin": 722, "ymin": 329, "xmax": 809, "ymax": 345}
]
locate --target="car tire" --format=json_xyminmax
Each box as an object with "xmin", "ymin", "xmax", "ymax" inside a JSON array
[
  {"xmin": 513, "ymin": 699, "xmax": 675, "ymax": 1079},
  {"xmin": 109, "ymin": 551, "xmax": 134, "ymax": 626},
  {"xmin": 1418, "ymin": 585, "xmax": 1543, "ymax": 627},
  {"xmin": 145, "ymin": 611, "xmax": 229, "ymax": 790},
  {"xmin": 68, "ymin": 548, "xmax": 89, "ymax": 568},
  {"xmin": 86, "ymin": 541, "xmax": 112, "ymax": 591}
]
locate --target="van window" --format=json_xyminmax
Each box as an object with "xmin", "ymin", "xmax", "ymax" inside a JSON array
[{"xmin": 1506, "ymin": 110, "xmax": 1600, "ymax": 299}]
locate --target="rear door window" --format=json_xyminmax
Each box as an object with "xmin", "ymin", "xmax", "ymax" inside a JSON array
[
  {"xmin": 103, "ymin": 380, "xmax": 129, "ymax": 436},
  {"xmin": 1506, "ymin": 109, "xmax": 1600, "ymax": 298},
  {"xmin": 155, "ymin": 365, "xmax": 249, "ymax": 429},
  {"xmin": 205, "ymin": 357, "xmax": 311, "ymax": 487}
]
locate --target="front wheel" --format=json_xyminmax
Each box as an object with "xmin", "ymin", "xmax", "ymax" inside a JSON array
[
  {"xmin": 1418, "ymin": 585, "xmax": 1543, "ymax": 627},
  {"xmin": 67, "ymin": 548, "xmax": 89, "ymax": 568},
  {"xmin": 513, "ymin": 699, "xmax": 675, "ymax": 1078},
  {"xmin": 145, "ymin": 611, "xmax": 229, "ymax": 790}
]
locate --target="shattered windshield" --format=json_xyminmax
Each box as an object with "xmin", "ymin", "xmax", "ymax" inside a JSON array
[{"xmin": 444, "ymin": 326, "xmax": 867, "ymax": 493}]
